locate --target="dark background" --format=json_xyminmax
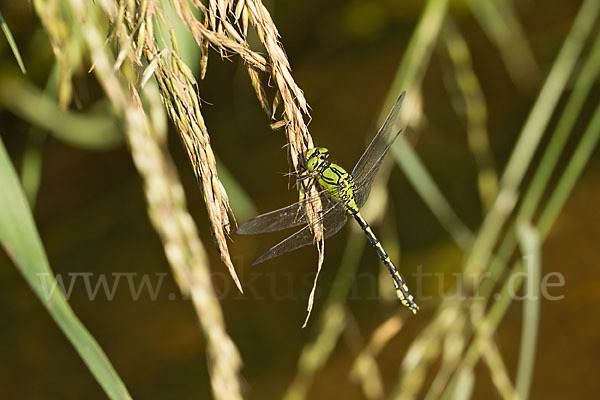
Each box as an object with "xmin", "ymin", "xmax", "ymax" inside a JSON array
[{"xmin": 0, "ymin": 1, "xmax": 598, "ymax": 399}]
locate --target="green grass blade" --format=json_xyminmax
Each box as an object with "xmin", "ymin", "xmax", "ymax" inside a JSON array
[
  {"xmin": 467, "ymin": 0, "xmax": 540, "ymax": 90},
  {"xmin": 443, "ymin": 98, "xmax": 600, "ymax": 393},
  {"xmin": 441, "ymin": 19, "xmax": 498, "ymax": 210},
  {"xmin": 382, "ymin": 0, "xmax": 450, "ymax": 108},
  {"xmin": 515, "ymin": 222, "xmax": 541, "ymax": 400},
  {"xmin": 0, "ymin": 77, "xmax": 123, "ymax": 150},
  {"xmin": 443, "ymin": 88, "xmax": 600, "ymax": 397},
  {"xmin": 520, "ymin": 29, "xmax": 600, "ymax": 222},
  {"xmin": 20, "ymin": 133, "xmax": 45, "ymax": 205},
  {"xmin": 442, "ymin": 366, "xmax": 474, "ymax": 400},
  {"xmin": 382, "ymin": 0, "xmax": 474, "ymax": 249},
  {"xmin": 0, "ymin": 10, "xmax": 26, "ymax": 73},
  {"xmin": 500, "ymin": 0, "xmax": 600, "ymax": 190},
  {"xmin": 538, "ymin": 97, "xmax": 600, "ymax": 238},
  {"xmin": 0, "ymin": 136, "xmax": 132, "ymax": 400},
  {"xmin": 20, "ymin": 63, "xmax": 62, "ymax": 206},
  {"xmin": 464, "ymin": 0, "xmax": 600, "ymax": 277},
  {"xmin": 391, "ymin": 137, "xmax": 473, "ymax": 249},
  {"xmin": 478, "ymin": 25, "xmax": 600, "ymax": 302}
]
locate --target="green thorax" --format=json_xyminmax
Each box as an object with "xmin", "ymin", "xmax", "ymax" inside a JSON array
[{"xmin": 305, "ymin": 147, "xmax": 358, "ymax": 211}]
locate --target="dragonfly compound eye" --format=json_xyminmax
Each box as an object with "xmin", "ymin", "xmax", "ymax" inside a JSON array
[{"xmin": 305, "ymin": 148, "xmax": 321, "ymax": 171}]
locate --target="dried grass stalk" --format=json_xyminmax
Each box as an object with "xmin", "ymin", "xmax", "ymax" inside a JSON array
[
  {"xmin": 174, "ymin": 0, "xmax": 325, "ymax": 320},
  {"xmin": 350, "ymin": 314, "xmax": 405, "ymax": 399},
  {"xmin": 33, "ymin": 1, "xmax": 246, "ymax": 398},
  {"xmin": 127, "ymin": 85, "xmax": 243, "ymax": 400},
  {"xmin": 127, "ymin": 1, "xmax": 245, "ymax": 292},
  {"xmin": 243, "ymin": 0, "xmax": 326, "ymax": 323},
  {"xmin": 155, "ymin": 0, "xmax": 325, "ymax": 300}
]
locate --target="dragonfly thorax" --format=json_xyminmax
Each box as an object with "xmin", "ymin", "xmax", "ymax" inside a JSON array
[{"xmin": 305, "ymin": 147, "xmax": 329, "ymax": 172}]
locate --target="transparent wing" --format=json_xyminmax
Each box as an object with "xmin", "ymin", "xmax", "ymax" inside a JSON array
[
  {"xmin": 237, "ymin": 186, "xmax": 337, "ymax": 235},
  {"xmin": 351, "ymin": 92, "xmax": 405, "ymax": 183},
  {"xmin": 354, "ymin": 130, "xmax": 400, "ymax": 209},
  {"xmin": 252, "ymin": 202, "xmax": 348, "ymax": 265}
]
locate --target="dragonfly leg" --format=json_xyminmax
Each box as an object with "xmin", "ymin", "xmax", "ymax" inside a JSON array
[{"xmin": 296, "ymin": 172, "xmax": 312, "ymax": 181}]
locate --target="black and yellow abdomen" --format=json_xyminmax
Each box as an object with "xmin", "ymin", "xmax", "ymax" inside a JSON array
[
  {"xmin": 316, "ymin": 159, "xmax": 419, "ymax": 314},
  {"xmin": 352, "ymin": 211, "xmax": 419, "ymax": 314}
]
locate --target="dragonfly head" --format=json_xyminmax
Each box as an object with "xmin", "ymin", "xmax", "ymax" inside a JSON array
[{"xmin": 305, "ymin": 147, "xmax": 329, "ymax": 171}]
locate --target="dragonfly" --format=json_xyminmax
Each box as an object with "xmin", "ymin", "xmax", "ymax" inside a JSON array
[{"xmin": 238, "ymin": 92, "xmax": 419, "ymax": 314}]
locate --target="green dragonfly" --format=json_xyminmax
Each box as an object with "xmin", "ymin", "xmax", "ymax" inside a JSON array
[{"xmin": 238, "ymin": 92, "xmax": 418, "ymax": 314}]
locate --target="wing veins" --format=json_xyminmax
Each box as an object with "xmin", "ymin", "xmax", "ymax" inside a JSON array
[
  {"xmin": 352, "ymin": 92, "xmax": 405, "ymax": 182},
  {"xmin": 252, "ymin": 201, "xmax": 348, "ymax": 265},
  {"xmin": 237, "ymin": 186, "xmax": 338, "ymax": 234}
]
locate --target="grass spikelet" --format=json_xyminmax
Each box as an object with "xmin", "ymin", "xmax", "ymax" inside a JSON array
[
  {"xmin": 242, "ymin": 0, "xmax": 325, "ymax": 322},
  {"xmin": 32, "ymin": 1, "xmax": 247, "ymax": 398}
]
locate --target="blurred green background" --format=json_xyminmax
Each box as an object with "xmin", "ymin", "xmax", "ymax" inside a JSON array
[{"xmin": 1, "ymin": 0, "xmax": 599, "ymax": 399}]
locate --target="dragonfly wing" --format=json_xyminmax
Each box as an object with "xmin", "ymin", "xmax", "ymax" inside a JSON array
[
  {"xmin": 354, "ymin": 137, "xmax": 397, "ymax": 209},
  {"xmin": 355, "ymin": 173, "xmax": 377, "ymax": 209},
  {"xmin": 252, "ymin": 202, "xmax": 348, "ymax": 265},
  {"xmin": 237, "ymin": 189, "xmax": 335, "ymax": 234},
  {"xmin": 351, "ymin": 92, "xmax": 405, "ymax": 184}
]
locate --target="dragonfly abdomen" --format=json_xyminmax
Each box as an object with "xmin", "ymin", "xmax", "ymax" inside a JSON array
[{"xmin": 353, "ymin": 212, "xmax": 419, "ymax": 314}]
